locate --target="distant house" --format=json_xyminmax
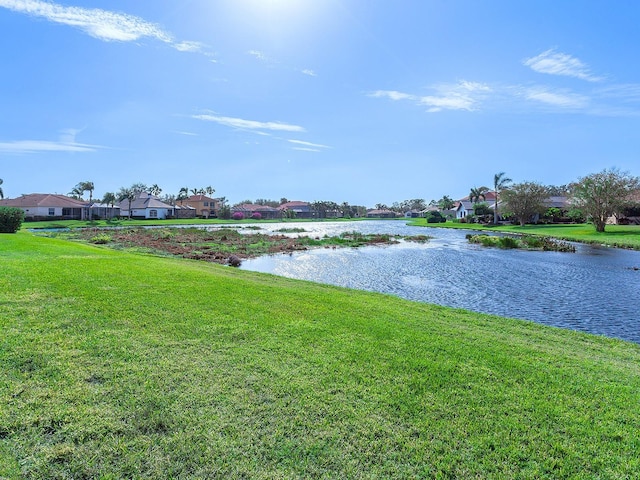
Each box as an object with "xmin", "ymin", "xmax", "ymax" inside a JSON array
[
  {"xmin": 118, "ymin": 192, "xmax": 174, "ymax": 219},
  {"xmin": 455, "ymin": 193, "xmax": 497, "ymax": 219},
  {"xmin": 366, "ymin": 209, "xmax": 398, "ymax": 218},
  {"xmin": 279, "ymin": 201, "xmax": 313, "ymax": 219},
  {"xmin": 176, "ymin": 195, "xmax": 219, "ymax": 218},
  {"xmin": 174, "ymin": 204, "xmax": 197, "ymax": 219},
  {"xmin": 89, "ymin": 202, "xmax": 120, "ymax": 220},
  {"xmin": 404, "ymin": 210, "xmax": 422, "ymax": 218},
  {"xmin": 232, "ymin": 204, "xmax": 281, "ymax": 219},
  {"xmin": 0, "ymin": 193, "xmax": 89, "ymax": 221}
]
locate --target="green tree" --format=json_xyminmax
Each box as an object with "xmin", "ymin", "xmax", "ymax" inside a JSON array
[
  {"xmin": 149, "ymin": 184, "xmax": 162, "ymax": 196},
  {"xmin": 102, "ymin": 192, "xmax": 117, "ymax": 219},
  {"xmin": 71, "ymin": 181, "xmax": 95, "ymax": 202},
  {"xmin": 437, "ymin": 195, "xmax": 455, "ymax": 211},
  {"xmin": 469, "ymin": 186, "xmax": 489, "ymax": 204},
  {"xmin": 492, "ymin": 172, "xmax": 512, "ymax": 224},
  {"xmin": 177, "ymin": 187, "xmax": 189, "ymax": 201},
  {"xmin": 571, "ymin": 168, "xmax": 640, "ymax": 232},
  {"xmin": 0, "ymin": 178, "xmax": 3, "ymax": 199},
  {"xmin": 502, "ymin": 182, "xmax": 549, "ymax": 226},
  {"xmin": 117, "ymin": 187, "xmax": 136, "ymax": 219}
]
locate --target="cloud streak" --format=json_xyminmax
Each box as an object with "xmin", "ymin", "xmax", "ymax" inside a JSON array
[
  {"xmin": 0, "ymin": 139, "xmax": 100, "ymax": 154},
  {"xmin": 193, "ymin": 114, "xmax": 305, "ymax": 132},
  {"xmin": 288, "ymin": 139, "xmax": 330, "ymax": 149},
  {"xmin": 371, "ymin": 81, "xmax": 491, "ymax": 112},
  {"xmin": 523, "ymin": 49, "xmax": 601, "ymax": 82},
  {"xmin": 0, "ymin": 0, "xmax": 207, "ymax": 53}
]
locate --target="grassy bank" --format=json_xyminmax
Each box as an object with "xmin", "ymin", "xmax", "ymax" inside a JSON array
[
  {"xmin": 1, "ymin": 232, "xmax": 640, "ymax": 478},
  {"xmin": 412, "ymin": 220, "xmax": 640, "ymax": 250}
]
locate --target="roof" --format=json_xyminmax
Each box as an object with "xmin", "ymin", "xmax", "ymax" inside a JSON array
[
  {"xmin": 279, "ymin": 201, "xmax": 310, "ymax": 210},
  {"xmin": 544, "ymin": 196, "xmax": 570, "ymax": 208},
  {"xmin": 233, "ymin": 204, "xmax": 279, "ymax": 212},
  {"xmin": 184, "ymin": 194, "xmax": 217, "ymax": 202},
  {"xmin": 118, "ymin": 192, "xmax": 173, "ymax": 210},
  {"xmin": 0, "ymin": 193, "xmax": 88, "ymax": 208}
]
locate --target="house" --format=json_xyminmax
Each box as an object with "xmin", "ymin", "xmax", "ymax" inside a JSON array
[
  {"xmin": 174, "ymin": 204, "xmax": 197, "ymax": 219},
  {"xmin": 232, "ymin": 204, "xmax": 281, "ymax": 219},
  {"xmin": 118, "ymin": 192, "xmax": 174, "ymax": 219},
  {"xmin": 89, "ymin": 202, "xmax": 121, "ymax": 220},
  {"xmin": 0, "ymin": 193, "xmax": 89, "ymax": 221},
  {"xmin": 279, "ymin": 201, "xmax": 313, "ymax": 219},
  {"xmin": 366, "ymin": 209, "xmax": 398, "ymax": 218},
  {"xmin": 176, "ymin": 195, "xmax": 219, "ymax": 218},
  {"xmin": 404, "ymin": 210, "xmax": 422, "ymax": 218},
  {"xmin": 455, "ymin": 193, "xmax": 497, "ymax": 219}
]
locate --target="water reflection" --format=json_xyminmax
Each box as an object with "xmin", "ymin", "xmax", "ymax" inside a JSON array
[{"xmin": 239, "ymin": 220, "xmax": 640, "ymax": 344}]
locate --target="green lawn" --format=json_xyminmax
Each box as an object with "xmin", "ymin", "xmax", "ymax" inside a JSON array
[
  {"xmin": 413, "ymin": 220, "xmax": 640, "ymax": 249},
  {"xmin": 1, "ymin": 232, "xmax": 640, "ymax": 478}
]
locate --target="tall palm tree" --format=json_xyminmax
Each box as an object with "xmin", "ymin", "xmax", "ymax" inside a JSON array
[
  {"xmin": 0, "ymin": 178, "xmax": 4, "ymax": 199},
  {"xmin": 102, "ymin": 192, "xmax": 116, "ymax": 219},
  {"xmin": 177, "ymin": 187, "xmax": 189, "ymax": 201},
  {"xmin": 117, "ymin": 187, "xmax": 135, "ymax": 219},
  {"xmin": 469, "ymin": 186, "xmax": 489, "ymax": 204},
  {"xmin": 149, "ymin": 184, "xmax": 162, "ymax": 196},
  {"xmin": 205, "ymin": 186, "xmax": 215, "ymax": 196},
  {"xmin": 492, "ymin": 172, "xmax": 512, "ymax": 224}
]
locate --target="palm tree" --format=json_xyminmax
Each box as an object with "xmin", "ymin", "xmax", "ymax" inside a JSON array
[
  {"xmin": 469, "ymin": 186, "xmax": 489, "ymax": 204},
  {"xmin": 82, "ymin": 181, "xmax": 95, "ymax": 203},
  {"xmin": 102, "ymin": 192, "xmax": 116, "ymax": 219},
  {"xmin": 0, "ymin": 178, "xmax": 4, "ymax": 199},
  {"xmin": 177, "ymin": 187, "xmax": 189, "ymax": 201},
  {"xmin": 149, "ymin": 184, "xmax": 162, "ymax": 196},
  {"xmin": 492, "ymin": 172, "xmax": 512, "ymax": 224},
  {"xmin": 205, "ymin": 186, "xmax": 215, "ymax": 196},
  {"xmin": 117, "ymin": 187, "xmax": 136, "ymax": 219}
]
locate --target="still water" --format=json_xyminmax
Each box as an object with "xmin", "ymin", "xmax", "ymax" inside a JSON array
[{"xmin": 237, "ymin": 221, "xmax": 640, "ymax": 343}]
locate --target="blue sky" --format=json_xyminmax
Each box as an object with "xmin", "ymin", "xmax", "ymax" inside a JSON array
[{"xmin": 1, "ymin": 0, "xmax": 640, "ymax": 206}]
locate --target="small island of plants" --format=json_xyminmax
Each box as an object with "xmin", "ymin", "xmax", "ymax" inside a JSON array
[{"xmin": 466, "ymin": 233, "xmax": 576, "ymax": 252}]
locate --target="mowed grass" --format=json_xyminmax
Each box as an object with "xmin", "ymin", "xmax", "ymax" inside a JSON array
[
  {"xmin": 414, "ymin": 221, "xmax": 640, "ymax": 250},
  {"xmin": 1, "ymin": 233, "xmax": 640, "ymax": 478}
]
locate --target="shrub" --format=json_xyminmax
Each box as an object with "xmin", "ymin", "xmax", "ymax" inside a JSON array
[
  {"xmin": 90, "ymin": 233, "xmax": 112, "ymax": 244},
  {"xmin": 567, "ymin": 208, "xmax": 585, "ymax": 223},
  {"xmin": 232, "ymin": 212, "xmax": 244, "ymax": 220},
  {"xmin": 498, "ymin": 236, "xmax": 519, "ymax": 249},
  {"xmin": 0, "ymin": 207, "xmax": 25, "ymax": 233},
  {"xmin": 251, "ymin": 212, "xmax": 262, "ymax": 220},
  {"xmin": 425, "ymin": 211, "xmax": 446, "ymax": 223}
]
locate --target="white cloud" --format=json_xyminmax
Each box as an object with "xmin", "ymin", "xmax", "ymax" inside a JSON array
[
  {"xmin": 174, "ymin": 131, "xmax": 198, "ymax": 136},
  {"xmin": 301, "ymin": 69, "xmax": 317, "ymax": 77},
  {"xmin": 248, "ymin": 50, "xmax": 268, "ymax": 62},
  {"xmin": 0, "ymin": 0, "xmax": 209, "ymax": 54},
  {"xmin": 193, "ymin": 114, "xmax": 305, "ymax": 132},
  {"xmin": 523, "ymin": 87, "xmax": 589, "ymax": 108},
  {"xmin": 371, "ymin": 82, "xmax": 490, "ymax": 112},
  {"xmin": 523, "ymin": 49, "xmax": 601, "ymax": 82},
  {"xmin": 292, "ymin": 147, "xmax": 321, "ymax": 152},
  {"xmin": 288, "ymin": 139, "xmax": 330, "ymax": 149},
  {"xmin": 369, "ymin": 90, "xmax": 416, "ymax": 101},
  {"xmin": 0, "ymin": 139, "xmax": 99, "ymax": 154}
]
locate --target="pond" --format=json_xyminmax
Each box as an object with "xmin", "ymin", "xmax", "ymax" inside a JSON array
[{"xmin": 237, "ymin": 220, "xmax": 640, "ymax": 344}]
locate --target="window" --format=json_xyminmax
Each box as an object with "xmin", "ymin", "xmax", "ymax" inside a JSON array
[
  {"xmin": 48, "ymin": 208, "xmax": 55, "ymax": 216},
  {"xmin": 204, "ymin": 202, "xmax": 209, "ymax": 206},
  {"xmin": 149, "ymin": 210, "xmax": 158, "ymax": 218}
]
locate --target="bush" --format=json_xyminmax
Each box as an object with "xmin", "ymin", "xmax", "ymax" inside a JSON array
[
  {"xmin": 567, "ymin": 208, "xmax": 585, "ymax": 223},
  {"xmin": 232, "ymin": 212, "xmax": 244, "ymax": 220},
  {"xmin": 90, "ymin": 233, "xmax": 112, "ymax": 244},
  {"xmin": 425, "ymin": 211, "xmax": 446, "ymax": 223},
  {"xmin": 0, "ymin": 207, "xmax": 25, "ymax": 233},
  {"xmin": 251, "ymin": 212, "xmax": 262, "ymax": 220}
]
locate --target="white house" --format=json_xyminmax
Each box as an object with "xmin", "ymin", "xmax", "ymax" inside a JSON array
[{"xmin": 118, "ymin": 192, "xmax": 174, "ymax": 219}]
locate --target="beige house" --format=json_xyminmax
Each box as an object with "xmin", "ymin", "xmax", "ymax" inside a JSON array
[
  {"xmin": 176, "ymin": 195, "xmax": 219, "ymax": 218},
  {"xmin": 0, "ymin": 193, "xmax": 88, "ymax": 221}
]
